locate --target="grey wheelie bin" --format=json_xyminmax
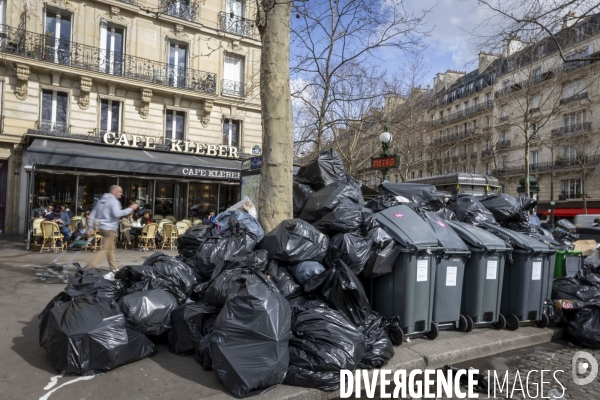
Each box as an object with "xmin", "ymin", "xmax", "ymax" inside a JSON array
[
  {"xmin": 480, "ymin": 223, "xmax": 556, "ymax": 330},
  {"xmin": 445, "ymin": 221, "xmax": 512, "ymax": 330},
  {"xmin": 371, "ymin": 205, "xmax": 442, "ymax": 339},
  {"xmin": 423, "ymin": 212, "xmax": 471, "ymax": 332}
]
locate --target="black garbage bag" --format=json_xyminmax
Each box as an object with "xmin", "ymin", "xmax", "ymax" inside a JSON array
[
  {"xmin": 168, "ymin": 301, "xmax": 220, "ymax": 356},
  {"xmin": 364, "ymin": 194, "xmax": 400, "ymax": 212},
  {"xmin": 177, "ymin": 225, "xmax": 212, "ymax": 258},
  {"xmin": 358, "ymin": 311, "xmax": 395, "ymax": 369},
  {"xmin": 479, "ymin": 194, "xmax": 522, "ymax": 222},
  {"xmin": 285, "ymin": 300, "xmax": 366, "ymax": 391},
  {"xmin": 562, "ymin": 299, "xmax": 600, "ymax": 348},
  {"xmin": 293, "ymin": 181, "xmax": 315, "ymax": 217},
  {"xmin": 64, "ymin": 266, "xmax": 126, "ymax": 300},
  {"xmin": 299, "ymin": 181, "xmax": 365, "ymax": 222},
  {"xmin": 379, "ymin": 182, "xmax": 446, "ymax": 211},
  {"xmin": 363, "ymin": 240, "xmax": 402, "ymax": 279},
  {"xmin": 436, "ymin": 207, "xmax": 457, "ymax": 221},
  {"xmin": 39, "ymin": 295, "xmax": 155, "ymax": 375},
  {"xmin": 324, "ymin": 232, "xmax": 372, "ymax": 275},
  {"xmin": 580, "ymin": 266, "xmax": 600, "ymax": 284},
  {"xmin": 260, "ymin": 219, "xmax": 329, "ymax": 263},
  {"xmin": 295, "ymin": 148, "xmax": 347, "ymax": 191},
  {"xmin": 118, "ymin": 289, "xmax": 178, "ymax": 336},
  {"xmin": 288, "ymin": 261, "xmax": 326, "ymax": 285},
  {"xmin": 303, "ymin": 259, "xmax": 371, "ymax": 326},
  {"xmin": 552, "ymin": 276, "xmax": 600, "ymax": 302},
  {"xmin": 449, "ymin": 195, "xmax": 497, "ymax": 225},
  {"xmin": 211, "ymin": 278, "xmax": 291, "ymax": 398},
  {"xmin": 520, "ymin": 196, "xmax": 538, "ymax": 211},
  {"xmin": 265, "ymin": 260, "xmax": 303, "ymax": 299},
  {"xmin": 212, "ymin": 210, "xmax": 265, "ymax": 242},
  {"xmin": 313, "ymin": 200, "xmax": 363, "ymax": 234},
  {"xmin": 142, "ymin": 252, "xmax": 198, "ymax": 302},
  {"xmin": 194, "ymin": 333, "xmax": 214, "ymax": 370},
  {"xmin": 584, "ymin": 252, "xmax": 600, "ymax": 270}
]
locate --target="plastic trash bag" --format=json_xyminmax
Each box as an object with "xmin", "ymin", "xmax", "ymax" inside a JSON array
[
  {"xmin": 64, "ymin": 266, "xmax": 126, "ymax": 300},
  {"xmin": 295, "ymin": 148, "xmax": 347, "ymax": 190},
  {"xmin": 358, "ymin": 311, "xmax": 395, "ymax": 369},
  {"xmin": 168, "ymin": 302, "xmax": 219, "ymax": 356},
  {"xmin": 118, "ymin": 289, "xmax": 178, "ymax": 336},
  {"xmin": 212, "ymin": 209, "xmax": 264, "ymax": 242},
  {"xmin": 299, "ymin": 181, "xmax": 365, "ymax": 222},
  {"xmin": 260, "ymin": 219, "xmax": 329, "ymax": 263},
  {"xmin": 552, "ymin": 276, "xmax": 600, "ymax": 302},
  {"xmin": 303, "ymin": 259, "xmax": 371, "ymax": 326},
  {"xmin": 324, "ymin": 232, "xmax": 372, "ymax": 275},
  {"xmin": 379, "ymin": 182, "xmax": 446, "ymax": 211},
  {"xmin": 142, "ymin": 252, "xmax": 198, "ymax": 302},
  {"xmin": 265, "ymin": 260, "xmax": 303, "ymax": 299},
  {"xmin": 313, "ymin": 200, "xmax": 364, "ymax": 234},
  {"xmin": 288, "ymin": 261, "xmax": 326, "ymax": 285},
  {"xmin": 211, "ymin": 278, "xmax": 291, "ymax": 398},
  {"xmin": 226, "ymin": 196, "xmax": 259, "ymax": 220},
  {"xmin": 449, "ymin": 195, "xmax": 497, "ymax": 225},
  {"xmin": 436, "ymin": 207, "xmax": 457, "ymax": 221},
  {"xmin": 479, "ymin": 194, "xmax": 522, "ymax": 222},
  {"xmin": 285, "ymin": 300, "xmax": 366, "ymax": 391},
  {"xmin": 293, "ymin": 181, "xmax": 315, "ymax": 217},
  {"xmin": 39, "ymin": 295, "xmax": 155, "ymax": 375},
  {"xmin": 562, "ymin": 299, "xmax": 600, "ymax": 348},
  {"xmin": 364, "ymin": 194, "xmax": 401, "ymax": 212},
  {"xmin": 177, "ymin": 225, "xmax": 212, "ymax": 258},
  {"xmin": 194, "ymin": 333, "xmax": 214, "ymax": 370},
  {"xmin": 362, "ymin": 240, "xmax": 402, "ymax": 279}
]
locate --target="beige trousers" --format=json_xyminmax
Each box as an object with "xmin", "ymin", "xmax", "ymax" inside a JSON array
[{"xmin": 88, "ymin": 229, "xmax": 117, "ymax": 271}]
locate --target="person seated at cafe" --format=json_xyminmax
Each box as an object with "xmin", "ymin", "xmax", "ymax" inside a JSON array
[
  {"xmin": 140, "ymin": 211, "xmax": 153, "ymax": 226},
  {"xmin": 121, "ymin": 212, "xmax": 139, "ymax": 248},
  {"xmin": 202, "ymin": 211, "xmax": 216, "ymax": 226},
  {"xmin": 73, "ymin": 211, "xmax": 90, "ymax": 241},
  {"xmin": 43, "ymin": 204, "xmax": 54, "ymax": 218},
  {"xmin": 61, "ymin": 204, "xmax": 73, "ymax": 219},
  {"xmin": 49, "ymin": 205, "xmax": 71, "ymax": 244}
]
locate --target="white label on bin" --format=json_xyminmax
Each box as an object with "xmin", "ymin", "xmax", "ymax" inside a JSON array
[
  {"xmin": 446, "ymin": 266, "xmax": 457, "ymax": 286},
  {"xmin": 417, "ymin": 260, "xmax": 428, "ymax": 282},
  {"xmin": 486, "ymin": 260, "xmax": 498, "ymax": 280},
  {"xmin": 532, "ymin": 261, "xmax": 542, "ymax": 280}
]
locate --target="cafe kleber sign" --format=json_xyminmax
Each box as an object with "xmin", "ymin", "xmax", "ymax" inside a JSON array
[{"xmin": 102, "ymin": 132, "xmax": 240, "ymax": 159}]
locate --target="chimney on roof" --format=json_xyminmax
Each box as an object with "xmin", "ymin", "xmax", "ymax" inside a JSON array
[
  {"xmin": 478, "ymin": 51, "xmax": 500, "ymax": 74},
  {"xmin": 502, "ymin": 37, "xmax": 526, "ymax": 57},
  {"xmin": 444, "ymin": 70, "xmax": 466, "ymax": 89},
  {"xmin": 563, "ymin": 12, "xmax": 578, "ymax": 29},
  {"xmin": 433, "ymin": 72, "xmax": 446, "ymax": 93}
]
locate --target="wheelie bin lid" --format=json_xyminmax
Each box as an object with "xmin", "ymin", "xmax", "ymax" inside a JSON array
[
  {"xmin": 479, "ymin": 222, "xmax": 552, "ymax": 254},
  {"xmin": 445, "ymin": 220, "xmax": 511, "ymax": 252},
  {"xmin": 423, "ymin": 212, "xmax": 469, "ymax": 254},
  {"xmin": 375, "ymin": 205, "xmax": 440, "ymax": 251}
]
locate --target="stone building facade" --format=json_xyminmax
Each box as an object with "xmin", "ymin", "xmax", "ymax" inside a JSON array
[{"xmin": 0, "ymin": 0, "xmax": 263, "ymax": 234}]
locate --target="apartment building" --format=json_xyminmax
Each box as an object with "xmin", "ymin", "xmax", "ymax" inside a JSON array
[
  {"xmin": 409, "ymin": 13, "xmax": 600, "ymax": 208},
  {"xmin": 0, "ymin": 0, "xmax": 263, "ymax": 234}
]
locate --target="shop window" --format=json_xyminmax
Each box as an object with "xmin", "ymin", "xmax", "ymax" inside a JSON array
[
  {"xmin": 45, "ymin": 10, "xmax": 72, "ymax": 64},
  {"xmin": 165, "ymin": 109, "xmax": 186, "ymax": 141},
  {"xmin": 189, "ymin": 183, "xmax": 219, "ymax": 220},
  {"xmin": 41, "ymin": 89, "xmax": 69, "ymax": 134},
  {"xmin": 219, "ymin": 184, "xmax": 240, "ymax": 213},
  {"xmin": 168, "ymin": 42, "xmax": 188, "ymax": 88},
  {"xmin": 100, "ymin": 99, "xmax": 122, "ymax": 133},
  {"xmin": 35, "ymin": 173, "xmax": 78, "ymax": 212},
  {"xmin": 100, "ymin": 22, "xmax": 124, "ymax": 75},
  {"xmin": 222, "ymin": 118, "xmax": 240, "ymax": 148}
]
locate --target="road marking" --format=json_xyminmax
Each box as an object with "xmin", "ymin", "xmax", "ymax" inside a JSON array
[
  {"xmin": 43, "ymin": 375, "xmax": 63, "ymax": 390},
  {"xmin": 40, "ymin": 375, "xmax": 96, "ymax": 400}
]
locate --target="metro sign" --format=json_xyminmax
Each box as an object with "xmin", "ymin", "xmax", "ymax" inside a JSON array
[{"xmin": 371, "ymin": 155, "xmax": 400, "ymax": 169}]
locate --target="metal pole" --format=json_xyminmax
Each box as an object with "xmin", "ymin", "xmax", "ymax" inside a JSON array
[
  {"xmin": 74, "ymin": 175, "xmax": 79, "ymax": 217},
  {"xmin": 550, "ymin": 145, "xmax": 555, "ymax": 227}
]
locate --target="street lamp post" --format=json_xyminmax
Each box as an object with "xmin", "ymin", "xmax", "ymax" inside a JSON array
[{"xmin": 379, "ymin": 127, "xmax": 392, "ymax": 182}]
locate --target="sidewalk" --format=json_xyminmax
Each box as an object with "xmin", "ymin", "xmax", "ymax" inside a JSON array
[{"xmin": 0, "ymin": 234, "xmax": 563, "ymax": 400}]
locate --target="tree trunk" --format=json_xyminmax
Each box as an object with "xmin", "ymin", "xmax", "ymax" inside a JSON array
[
  {"xmin": 582, "ymin": 170, "xmax": 588, "ymax": 214},
  {"xmin": 257, "ymin": 1, "xmax": 293, "ymax": 233},
  {"xmin": 524, "ymin": 129, "xmax": 530, "ymax": 197}
]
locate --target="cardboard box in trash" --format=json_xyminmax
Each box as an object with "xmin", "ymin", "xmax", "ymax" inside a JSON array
[{"xmin": 573, "ymin": 240, "xmax": 598, "ymax": 256}]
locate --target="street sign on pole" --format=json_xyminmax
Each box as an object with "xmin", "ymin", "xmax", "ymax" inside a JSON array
[{"xmin": 371, "ymin": 155, "xmax": 400, "ymax": 169}]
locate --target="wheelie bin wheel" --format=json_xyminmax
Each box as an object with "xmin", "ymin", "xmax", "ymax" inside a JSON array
[
  {"xmin": 492, "ymin": 314, "xmax": 506, "ymax": 330},
  {"xmin": 388, "ymin": 327, "xmax": 405, "ymax": 346},
  {"xmin": 426, "ymin": 322, "xmax": 439, "ymax": 340},
  {"xmin": 535, "ymin": 313, "xmax": 550, "ymax": 328},
  {"xmin": 506, "ymin": 314, "xmax": 520, "ymax": 331},
  {"xmin": 458, "ymin": 315, "xmax": 469, "ymax": 332},
  {"xmin": 465, "ymin": 315, "xmax": 474, "ymax": 332}
]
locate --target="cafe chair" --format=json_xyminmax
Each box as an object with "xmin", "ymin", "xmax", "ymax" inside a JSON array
[
  {"xmin": 32, "ymin": 217, "xmax": 45, "ymax": 251},
  {"xmin": 40, "ymin": 221, "xmax": 66, "ymax": 253},
  {"xmin": 193, "ymin": 220, "xmax": 204, "ymax": 225},
  {"xmin": 180, "ymin": 219, "xmax": 192, "ymax": 227},
  {"xmin": 154, "ymin": 214, "xmax": 164, "ymax": 221},
  {"xmin": 70, "ymin": 216, "xmax": 81, "ymax": 234},
  {"xmin": 175, "ymin": 221, "xmax": 188, "ymax": 236},
  {"xmin": 140, "ymin": 223, "xmax": 158, "ymax": 250},
  {"xmin": 162, "ymin": 223, "xmax": 178, "ymax": 250},
  {"xmin": 165, "ymin": 215, "xmax": 177, "ymax": 223}
]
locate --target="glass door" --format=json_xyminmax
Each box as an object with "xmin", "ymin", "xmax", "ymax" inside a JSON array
[{"xmin": 45, "ymin": 11, "xmax": 71, "ymax": 64}]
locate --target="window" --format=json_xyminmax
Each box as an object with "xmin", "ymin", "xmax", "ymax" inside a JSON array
[
  {"xmin": 561, "ymin": 179, "xmax": 581, "ymax": 199},
  {"xmin": 165, "ymin": 0, "xmax": 198, "ymax": 22},
  {"xmin": 530, "ymin": 151, "xmax": 538, "ymax": 166},
  {"xmin": 0, "ymin": 0, "xmax": 5, "ymax": 27},
  {"xmin": 562, "ymin": 146, "xmax": 578, "ymax": 161},
  {"xmin": 461, "ymin": 166, "xmax": 467, "ymax": 173},
  {"xmin": 471, "ymin": 165, "xmax": 476, "ymax": 173},
  {"xmin": 501, "ymin": 130, "xmax": 508, "ymax": 141},
  {"xmin": 453, "ymin": 168, "xmax": 457, "ymax": 174},
  {"xmin": 472, "ymin": 120, "xmax": 477, "ymax": 129},
  {"xmin": 537, "ymin": 43, "xmax": 545, "ymax": 56},
  {"xmin": 529, "ymin": 122, "xmax": 539, "ymax": 137},
  {"xmin": 418, "ymin": 170, "xmax": 422, "ymax": 178},
  {"xmin": 503, "ymin": 80, "xmax": 510, "ymax": 90},
  {"xmin": 445, "ymin": 169, "xmax": 449, "ymax": 175},
  {"xmin": 462, "ymin": 145, "xmax": 467, "ymax": 155},
  {"xmin": 100, "ymin": 23, "xmax": 124, "ymax": 75},
  {"xmin": 563, "ymin": 111, "xmax": 586, "ymax": 131},
  {"xmin": 484, "ymin": 163, "xmax": 489, "ymax": 175},
  {"xmin": 223, "ymin": 0, "xmax": 248, "ymax": 35},
  {"xmin": 45, "ymin": 10, "xmax": 72, "ymax": 64},
  {"xmin": 485, "ymin": 116, "xmax": 490, "ymax": 126},
  {"xmin": 168, "ymin": 42, "xmax": 188, "ymax": 88},
  {"xmin": 576, "ymin": 25, "xmax": 584, "ymax": 41},
  {"xmin": 474, "ymin": 97, "xmax": 479, "ymax": 107},
  {"xmin": 501, "ymin": 104, "xmax": 508, "ymax": 118},
  {"xmin": 463, "ymin": 101, "xmax": 468, "ymax": 111},
  {"xmin": 223, "ymin": 53, "xmax": 245, "ymax": 96},
  {"xmin": 411, "ymin": 172, "xmax": 415, "ymax": 179},
  {"xmin": 501, "ymin": 156, "xmax": 507, "ymax": 168},
  {"xmin": 533, "ymin": 67, "xmax": 542, "ymax": 82},
  {"xmin": 222, "ymin": 118, "xmax": 240, "ymax": 147},
  {"xmin": 100, "ymin": 99, "xmax": 122, "ymax": 133},
  {"xmin": 41, "ymin": 89, "xmax": 68, "ymax": 133},
  {"xmin": 562, "ymin": 79, "xmax": 586, "ymax": 99},
  {"xmin": 484, "ymin": 141, "xmax": 490, "ymax": 151},
  {"xmin": 429, "ymin": 172, "xmax": 433, "ymax": 177},
  {"xmin": 165, "ymin": 109, "xmax": 186, "ymax": 140},
  {"xmin": 530, "ymin": 95, "xmax": 541, "ymax": 111},
  {"xmin": 463, "ymin": 123, "xmax": 467, "ymax": 134},
  {"xmin": 485, "ymin": 93, "xmax": 491, "ymax": 103}
]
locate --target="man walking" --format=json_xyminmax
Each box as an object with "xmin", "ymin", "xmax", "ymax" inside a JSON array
[{"xmin": 88, "ymin": 185, "xmax": 138, "ymax": 271}]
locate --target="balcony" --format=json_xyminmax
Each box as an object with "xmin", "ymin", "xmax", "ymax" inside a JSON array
[
  {"xmin": 496, "ymin": 139, "xmax": 511, "ymax": 150},
  {"xmin": 35, "ymin": 121, "xmax": 71, "ymax": 136},
  {"xmin": 221, "ymin": 79, "xmax": 245, "ymax": 97},
  {"xmin": 470, "ymin": 152, "xmax": 477, "ymax": 159},
  {"xmin": 0, "ymin": 25, "xmax": 217, "ymax": 95},
  {"xmin": 460, "ymin": 154, "xmax": 468, "ymax": 161},
  {"xmin": 160, "ymin": 0, "xmax": 199, "ymax": 23},
  {"xmin": 490, "ymin": 155, "xmax": 600, "ymax": 177},
  {"xmin": 218, "ymin": 12, "xmax": 256, "ymax": 38},
  {"xmin": 431, "ymin": 100, "xmax": 493, "ymax": 126},
  {"xmin": 452, "ymin": 156, "xmax": 459, "ymax": 163},
  {"xmin": 482, "ymin": 126, "xmax": 492, "ymax": 132},
  {"xmin": 499, "ymin": 115, "xmax": 509, "ymax": 122},
  {"xmin": 426, "ymin": 160, "xmax": 434, "ymax": 168},
  {"xmin": 119, "ymin": 0, "xmax": 138, "ymax": 4},
  {"xmin": 481, "ymin": 149, "xmax": 492, "ymax": 158},
  {"xmin": 560, "ymin": 92, "xmax": 588, "ymax": 105},
  {"xmin": 551, "ymin": 122, "xmax": 592, "ymax": 138}
]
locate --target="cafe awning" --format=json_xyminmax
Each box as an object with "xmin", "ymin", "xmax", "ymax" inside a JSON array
[{"xmin": 27, "ymin": 138, "xmax": 243, "ymax": 180}]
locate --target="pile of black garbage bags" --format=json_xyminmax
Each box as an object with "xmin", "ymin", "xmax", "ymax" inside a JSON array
[{"xmin": 38, "ymin": 149, "xmax": 403, "ymax": 398}]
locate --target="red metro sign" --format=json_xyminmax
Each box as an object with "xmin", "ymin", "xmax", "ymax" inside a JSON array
[{"xmin": 371, "ymin": 155, "xmax": 400, "ymax": 169}]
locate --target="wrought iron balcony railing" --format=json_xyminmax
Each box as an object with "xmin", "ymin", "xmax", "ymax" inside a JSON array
[
  {"xmin": 160, "ymin": 0, "xmax": 199, "ymax": 23},
  {"xmin": 470, "ymin": 152, "xmax": 477, "ymax": 159},
  {"xmin": 218, "ymin": 12, "xmax": 256, "ymax": 38},
  {"xmin": 551, "ymin": 121, "xmax": 592, "ymax": 138},
  {"xmin": 492, "ymin": 155, "xmax": 600, "ymax": 176},
  {"xmin": 499, "ymin": 115, "xmax": 509, "ymax": 122},
  {"xmin": 460, "ymin": 154, "xmax": 468, "ymax": 161},
  {"xmin": 119, "ymin": 0, "xmax": 138, "ymax": 5},
  {"xmin": 0, "ymin": 25, "xmax": 217, "ymax": 94},
  {"xmin": 481, "ymin": 149, "xmax": 492, "ymax": 158},
  {"xmin": 560, "ymin": 92, "xmax": 588, "ymax": 105},
  {"xmin": 221, "ymin": 79, "xmax": 245, "ymax": 97},
  {"xmin": 35, "ymin": 120, "xmax": 71, "ymax": 136},
  {"xmin": 496, "ymin": 139, "xmax": 511, "ymax": 150},
  {"xmin": 452, "ymin": 156, "xmax": 459, "ymax": 163},
  {"xmin": 431, "ymin": 100, "xmax": 493, "ymax": 126}
]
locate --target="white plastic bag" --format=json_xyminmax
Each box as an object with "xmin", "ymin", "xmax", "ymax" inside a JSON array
[{"xmin": 226, "ymin": 196, "xmax": 258, "ymax": 220}]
